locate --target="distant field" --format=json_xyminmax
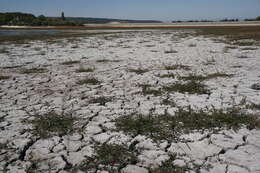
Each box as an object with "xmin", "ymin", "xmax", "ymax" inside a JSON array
[
  {"xmin": 1, "ymin": 22, "xmax": 260, "ymax": 44},
  {"xmin": 1, "ymin": 21, "xmax": 260, "ymax": 30}
]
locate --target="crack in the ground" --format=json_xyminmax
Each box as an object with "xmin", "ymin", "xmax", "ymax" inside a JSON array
[
  {"xmin": 18, "ymin": 137, "xmax": 39, "ymax": 161},
  {"xmin": 61, "ymin": 154, "xmax": 72, "ymax": 170}
]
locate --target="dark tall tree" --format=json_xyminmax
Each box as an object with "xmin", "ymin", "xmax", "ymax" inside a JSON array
[
  {"xmin": 38, "ymin": 15, "xmax": 46, "ymax": 21},
  {"xmin": 61, "ymin": 12, "xmax": 65, "ymax": 21}
]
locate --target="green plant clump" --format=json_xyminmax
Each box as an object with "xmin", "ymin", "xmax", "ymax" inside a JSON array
[
  {"xmin": 30, "ymin": 112, "xmax": 77, "ymax": 138},
  {"xmin": 115, "ymin": 107, "xmax": 260, "ymax": 141},
  {"xmin": 78, "ymin": 144, "xmax": 137, "ymax": 172}
]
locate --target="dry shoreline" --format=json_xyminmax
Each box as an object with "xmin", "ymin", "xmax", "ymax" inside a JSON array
[{"xmin": 1, "ymin": 21, "xmax": 260, "ymax": 30}]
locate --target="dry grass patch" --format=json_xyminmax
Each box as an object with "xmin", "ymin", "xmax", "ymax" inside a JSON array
[
  {"xmin": 140, "ymin": 84, "xmax": 163, "ymax": 96},
  {"xmin": 164, "ymin": 49, "xmax": 178, "ymax": 54},
  {"xmin": 179, "ymin": 73, "xmax": 233, "ymax": 81},
  {"xmin": 96, "ymin": 59, "xmax": 111, "ymax": 63},
  {"xmin": 96, "ymin": 59, "xmax": 121, "ymax": 63},
  {"xmin": 0, "ymin": 47, "xmax": 9, "ymax": 54},
  {"xmin": 164, "ymin": 64, "xmax": 190, "ymax": 71},
  {"xmin": 197, "ymin": 26, "xmax": 260, "ymax": 48},
  {"xmin": 161, "ymin": 97, "xmax": 176, "ymax": 107},
  {"xmin": 163, "ymin": 80, "xmax": 210, "ymax": 95},
  {"xmin": 157, "ymin": 73, "xmax": 175, "ymax": 78},
  {"xmin": 129, "ymin": 68, "xmax": 149, "ymax": 75},
  {"xmin": 61, "ymin": 60, "xmax": 80, "ymax": 65},
  {"xmin": 76, "ymin": 67, "xmax": 94, "ymax": 73},
  {"xmin": 240, "ymin": 47, "xmax": 258, "ymax": 51},
  {"xmin": 0, "ymin": 75, "xmax": 11, "ymax": 80},
  {"xmin": 237, "ymin": 55, "xmax": 251, "ymax": 59},
  {"xmin": 20, "ymin": 67, "xmax": 47, "ymax": 74},
  {"xmin": 247, "ymin": 103, "xmax": 260, "ymax": 110},
  {"xmin": 188, "ymin": 43, "xmax": 197, "ymax": 47},
  {"xmin": 89, "ymin": 97, "xmax": 112, "ymax": 106},
  {"xmin": 233, "ymin": 41, "xmax": 256, "ymax": 47},
  {"xmin": 77, "ymin": 77, "xmax": 100, "ymax": 85}
]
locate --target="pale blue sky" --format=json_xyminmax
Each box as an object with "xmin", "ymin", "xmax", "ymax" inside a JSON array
[{"xmin": 1, "ymin": 0, "xmax": 260, "ymax": 21}]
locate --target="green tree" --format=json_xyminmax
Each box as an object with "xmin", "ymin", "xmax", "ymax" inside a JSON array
[
  {"xmin": 61, "ymin": 12, "xmax": 65, "ymax": 21},
  {"xmin": 38, "ymin": 15, "xmax": 46, "ymax": 21}
]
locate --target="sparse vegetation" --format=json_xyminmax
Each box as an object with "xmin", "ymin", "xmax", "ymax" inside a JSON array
[
  {"xmin": 0, "ymin": 47, "xmax": 9, "ymax": 54},
  {"xmin": 179, "ymin": 73, "xmax": 233, "ymax": 81},
  {"xmin": 0, "ymin": 75, "xmax": 11, "ymax": 80},
  {"xmin": 89, "ymin": 97, "xmax": 112, "ymax": 106},
  {"xmin": 29, "ymin": 111, "xmax": 77, "ymax": 138},
  {"xmin": 163, "ymin": 80, "xmax": 210, "ymax": 95},
  {"xmin": 240, "ymin": 47, "xmax": 258, "ymax": 50},
  {"xmin": 0, "ymin": 116, "xmax": 5, "ymax": 122},
  {"xmin": 157, "ymin": 73, "xmax": 175, "ymax": 78},
  {"xmin": 0, "ymin": 143, "xmax": 8, "ymax": 150},
  {"xmin": 248, "ymin": 103, "xmax": 260, "ymax": 110},
  {"xmin": 164, "ymin": 64, "xmax": 190, "ymax": 71},
  {"xmin": 165, "ymin": 49, "xmax": 178, "ymax": 54},
  {"xmin": 78, "ymin": 144, "xmax": 138, "ymax": 172},
  {"xmin": 20, "ymin": 67, "xmax": 47, "ymax": 74},
  {"xmin": 96, "ymin": 59, "xmax": 121, "ymax": 63},
  {"xmin": 188, "ymin": 43, "xmax": 197, "ymax": 47},
  {"xmin": 115, "ymin": 107, "xmax": 260, "ymax": 141},
  {"xmin": 225, "ymin": 46, "xmax": 237, "ymax": 49},
  {"xmin": 77, "ymin": 77, "xmax": 100, "ymax": 85},
  {"xmin": 161, "ymin": 97, "xmax": 176, "ymax": 106},
  {"xmin": 233, "ymin": 41, "xmax": 256, "ymax": 47},
  {"xmin": 71, "ymin": 45, "xmax": 79, "ymax": 49},
  {"xmin": 129, "ymin": 68, "xmax": 149, "ymax": 74},
  {"xmin": 76, "ymin": 67, "xmax": 94, "ymax": 73},
  {"xmin": 96, "ymin": 59, "xmax": 110, "ymax": 63},
  {"xmin": 150, "ymin": 154, "xmax": 187, "ymax": 173},
  {"xmin": 61, "ymin": 60, "xmax": 80, "ymax": 65},
  {"xmin": 140, "ymin": 84, "xmax": 163, "ymax": 96},
  {"xmin": 197, "ymin": 26, "xmax": 260, "ymax": 44},
  {"xmin": 237, "ymin": 55, "xmax": 250, "ymax": 59}
]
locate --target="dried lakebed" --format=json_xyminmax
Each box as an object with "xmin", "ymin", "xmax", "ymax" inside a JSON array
[{"xmin": 0, "ymin": 30, "xmax": 260, "ymax": 173}]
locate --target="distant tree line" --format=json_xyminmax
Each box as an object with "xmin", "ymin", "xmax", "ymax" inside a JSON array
[
  {"xmin": 245, "ymin": 16, "xmax": 260, "ymax": 21},
  {"xmin": 0, "ymin": 12, "xmax": 161, "ymax": 25},
  {"xmin": 172, "ymin": 16, "xmax": 260, "ymax": 23},
  {"xmin": 172, "ymin": 18, "xmax": 239, "ymax": 23},
  {"xmin": 0, "ymin": 12, "xmax": 82, "ymax": 26},
  {"xmin": 65, "ymin": 17, "xmax": 162, "ymax": 24},
  {"xmin": 172, "ymin": 20, "xmax": 214, "ymax": 23}
]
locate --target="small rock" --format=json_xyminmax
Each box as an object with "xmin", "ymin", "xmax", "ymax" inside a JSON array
[
  {"xmin": 121, "ymin": 165, "xmax": 149, "ymax": 173},
  {"xmin": 49, "ymin": 156, "xmax": 67, "ymax": 170},
  {"xmin": 173, "ymin": 159, "xmax": 186, "ymax": 167},
  {"xmin": 53, "ymin": 143, "xmax": 65, "ymax": 153}
]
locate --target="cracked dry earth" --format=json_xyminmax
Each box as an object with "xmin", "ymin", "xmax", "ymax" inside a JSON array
[{"xmin": 0, "ymin": 30, "xmax": 260, "ymax": 173}]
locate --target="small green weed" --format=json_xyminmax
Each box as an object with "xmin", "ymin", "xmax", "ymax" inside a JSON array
[
  {"xmin": 30, "ymin": 112, "xmax": 77, "ymax": 138},
  {"xmin": 77, "ymin": 77, "xmax": 100, "ymax": 85},
  {"xmin": 20, "ymin": 68, "xmax": 47, "ymax": 74},
  {"xmin": 163, "ymin": 80, "xmax": 210, "ymax": 95}
]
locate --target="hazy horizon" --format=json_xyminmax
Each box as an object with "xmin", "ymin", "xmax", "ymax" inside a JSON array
[{"xmin": 1, "ymin": 0, "xmax": 260, "ymax": 21}]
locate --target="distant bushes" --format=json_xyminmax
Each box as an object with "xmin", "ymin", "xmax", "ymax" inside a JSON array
[
  {"xmin": 172, "ymin": 16, "xmax": 260, "ymax": 23},
  {"xmin": 0, "ymin": 12, "xmax": 82, "ymax": 26},
  {"xmin": 245, "ymin": 16, "xmax": 260, "ymax": 21},
  {"xmin": 172, "ymin": 19, "xmax": 239, "ymax": 23},
  {"xmin": 0, "ymin": 12, "xmax": 36, "ymax": 25}
]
